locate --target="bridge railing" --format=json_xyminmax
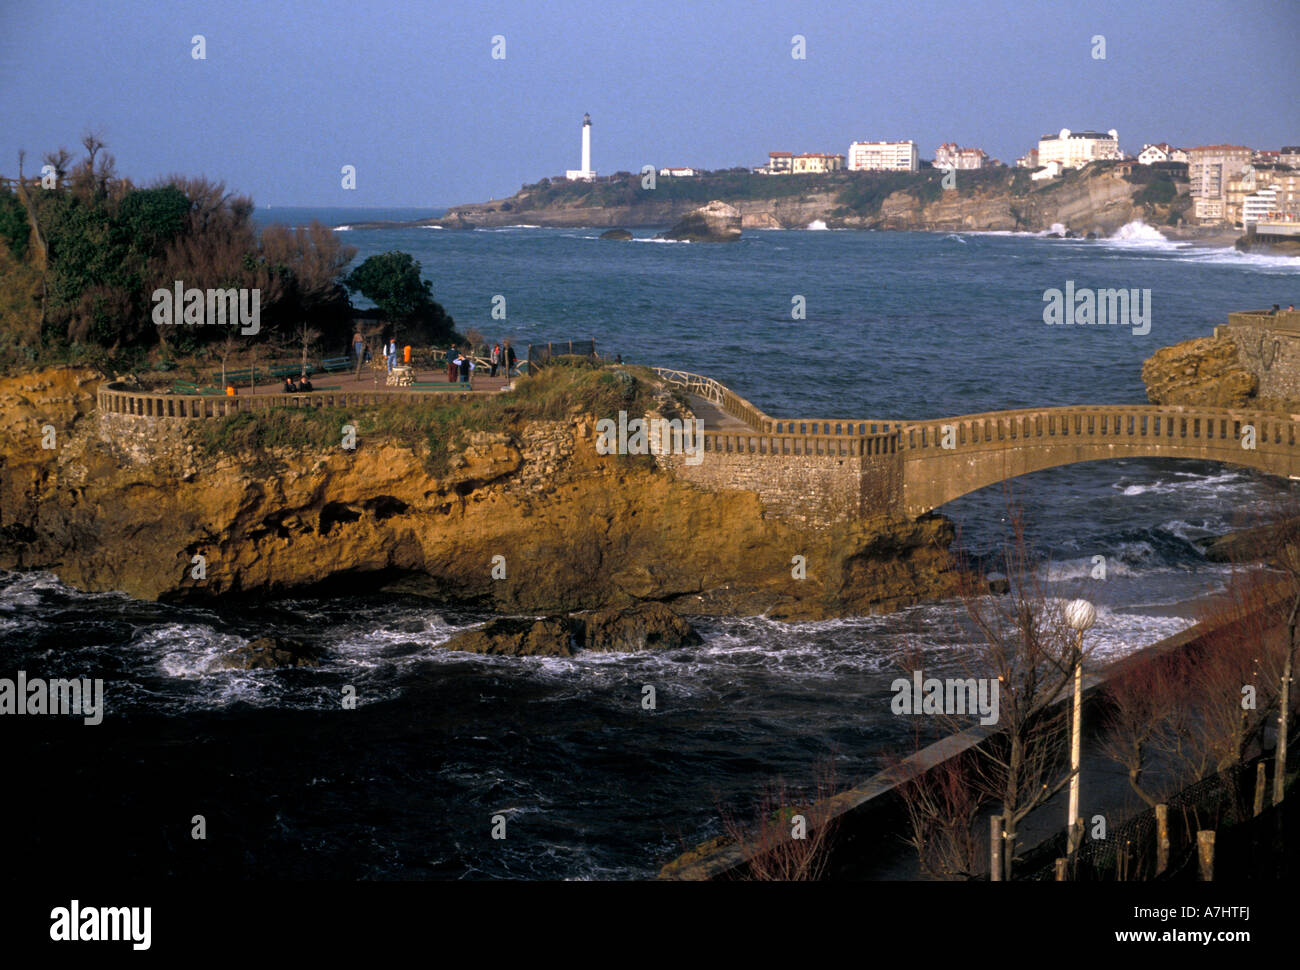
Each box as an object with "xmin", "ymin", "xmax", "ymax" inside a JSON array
[
  {"xmin": 97, "ymin": 382, "xmax": 477, "ymax": 418},
  {"xmin": 651, "ymin": 368, "xmax": 771, "ymax": 432},
  {"xmin": 698, "ymin": 429, "xmax": 900, "ymax": 457},
  {"xmin": 652, "ymin": 368, "xmax": 902, "ymax": 437},
  {"xmin": 897, "ymin": 405, "xmax": 1300, "ymax": 455}
]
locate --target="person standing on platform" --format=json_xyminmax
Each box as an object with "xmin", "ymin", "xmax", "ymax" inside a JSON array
[
  {"xmin": 490, "ymin": 343, "xmax": 501, "ymax": 377},
  {"xmin": 448, "ymin": 346, "xmax": 458, "ymax": 383}
]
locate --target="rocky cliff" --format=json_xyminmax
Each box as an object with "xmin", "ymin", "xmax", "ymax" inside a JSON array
[
  {"xmin": 1141, "ymin": 334, "xmax": 1259, "ymax": 408},
  {"xmin": 1142, "ymin": 314, "xmax": 1300, "ymax": 412},
  {"xmin": 417, "ymin": 166, "xmax": 1179, "ymax": 235},
  {"xmin": 0, "ymin": 367, "xmax": 961, "ymax": 619}
]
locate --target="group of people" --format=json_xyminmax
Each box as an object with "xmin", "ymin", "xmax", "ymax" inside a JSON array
[
  {"xmin": 1268, "ymin": 304, "xmax": 1296, "ymax": 314},
  {"xmin": 444, "ymin": 341, "xmax": 518, "ymax": 383},
  {"xmin": 489, "ymin": 341, "xmax": 517, "ymax": 377},
  {"xmin": 350, "ymin": 331, "xmax": 401, "ymax": 368},
  {"xmin": 346, "ymin": 328, "xmax": 521, "ymax": 387},
  {"xmin": 282, "ymin": 374, "xmax": 314, "ymax": 393}
]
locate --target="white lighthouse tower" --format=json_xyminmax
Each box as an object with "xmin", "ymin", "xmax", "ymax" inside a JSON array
[{"xmin": 565, "ymin": 113, "xmax": 597, "ymax": 181}]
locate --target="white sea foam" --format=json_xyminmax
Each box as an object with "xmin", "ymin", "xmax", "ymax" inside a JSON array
[
  {"xmin": 1109, "ymin": 220, "xmax": 1168, "ymax": 243},
  {"xmin": 332, "ymin": 225, "xmax": 352, "ymax": 231},
  {"xmin": 806, "ymin": 219, "xmax": 829, "ymax": 231}
]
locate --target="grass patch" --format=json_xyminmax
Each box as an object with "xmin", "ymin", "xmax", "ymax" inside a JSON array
[{"xmin": 189, "ymin": 360, "xmax": 682, "ymax": 476}]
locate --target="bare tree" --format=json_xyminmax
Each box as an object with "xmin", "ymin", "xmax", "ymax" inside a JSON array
[
  {"xmin": 945, "ymin": 507, "xmax": 1091, "ymax": 880},
  {"xmin": 893, "ymin": 749, "xmax": 983, "ymax": 879},
  {"xmin": 717, "ymin": 763, "xmax": 840, "ymax": 881},
  {"xmin": 42, "ymin": 147, "xmax": 73, "ymax": 187},
  {"xmin": 1101, "ymin": 651, "xmax": 1184, "ymax": 808}
]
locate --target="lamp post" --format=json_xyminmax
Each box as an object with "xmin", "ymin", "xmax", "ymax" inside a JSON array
[{"xmin": 1064, "ymin": 599, "xmax": 1096, "ymax": 855}]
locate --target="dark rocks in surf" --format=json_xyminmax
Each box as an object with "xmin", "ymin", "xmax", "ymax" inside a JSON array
[
  {"xmin": 438, "ymin": 602, "xmax": 701, "ymax": 657},
  {"xmin": 600, "ymin": 228, "xmax": 633, "ymax": 241},
  {"xmin": 211, "ymin": 635, "xmax": 325, "ymax": 670},
  {"xmin": 572, "ymin": 602, "xmax": 702, "ymax": 652},
  {"xmin": 438, "ymin": 616, "xmax": 577, "ymax": 657}
]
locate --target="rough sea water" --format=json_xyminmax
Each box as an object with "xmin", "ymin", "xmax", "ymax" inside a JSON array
[{"xmin": 6, "ymin": 212, "xmax": 1300, "ymax": 878}]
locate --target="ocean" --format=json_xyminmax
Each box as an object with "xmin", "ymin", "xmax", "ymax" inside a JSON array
[{"xmin": 5, "ymin": 210, "xmax": 1300, "ymax": 878}]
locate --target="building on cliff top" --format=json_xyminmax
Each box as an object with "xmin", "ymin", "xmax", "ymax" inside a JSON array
[
  {"xmin": 1036, "ymin": 128, "xmax": 1121, "ymax": 170},
  {"xmin": 934, "ymin": 143, "xmax": 987, "ymax": 170},
  {"xmin": 757, "ymin": 151, "xmax": 843, "ymax": 175},
  {"xmin": 847, "ymin": 140, "xmax": 918, "ymax": 172}
]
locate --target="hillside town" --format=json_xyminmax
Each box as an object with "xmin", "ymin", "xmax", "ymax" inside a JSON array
[{"xmin": 560, "ymin": 113, "xmax": 1297, "ymax": 231}]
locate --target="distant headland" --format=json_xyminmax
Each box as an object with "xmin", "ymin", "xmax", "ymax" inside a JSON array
[{"xmin": 341, "ymin": 163, "xmax": 1238, "ymax": 241}]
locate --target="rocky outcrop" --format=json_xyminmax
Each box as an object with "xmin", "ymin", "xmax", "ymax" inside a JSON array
[
  {"xmin": 599, "ymin": 229, "xmax": 633, "ymax": 241},
  {"xmin": 660, "ymin": 201, "xmax": 742, "ymax": 242},
  {"xmin": 1141, "ymin": 334, "xmax": 1257, "ymax": 408},
  {"xmin": 438, "ymin": 602, "xmax": 702, "ymax": 656},
  {"xmin": 209, "ymin": 636, "xmax": 325, "ymax": 670},
  {"xmin": 0, "ymin": 367, "xmax": 962, "ymax": 620},
  {"xmin": 439, "ymin": 617, "xmax": 577, "ymax": 657},
  {"xmin": 573, "ymin": 602, "xmax": 701, "ymax": 651}
]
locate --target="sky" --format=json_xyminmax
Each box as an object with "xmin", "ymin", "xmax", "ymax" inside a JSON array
[{"xmin": 2, "ymin": 0, "xmax": 1297, "ymax": 208}]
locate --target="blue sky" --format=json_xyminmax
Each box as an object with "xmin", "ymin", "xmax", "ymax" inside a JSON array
[{"xmin": 2, "ymin": 0, "xmax": 1296, "ymax": 207}]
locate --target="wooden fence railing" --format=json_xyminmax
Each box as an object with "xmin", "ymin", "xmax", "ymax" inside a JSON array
[{"xmin": 97, "ymin": 383, "xmax": 477, "ymax": 418}]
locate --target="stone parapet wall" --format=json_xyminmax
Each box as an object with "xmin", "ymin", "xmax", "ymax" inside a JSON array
[{"xmin": 1216, "ymin": 322, "xmax": 1300, "ymax": 403}]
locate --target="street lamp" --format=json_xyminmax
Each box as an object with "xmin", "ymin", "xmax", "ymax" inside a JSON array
[{"xmin": 1064, "ymin": 599, "xmax": 1096, "ymax": 855}]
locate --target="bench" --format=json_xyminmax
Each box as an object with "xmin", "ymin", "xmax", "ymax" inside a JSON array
[
  {"xmin": 411, "ymin": 382, "xmax": 472, "ymax": 391},
  {"xmin": 319, "ymin": 356, "xmax": 352, "ymax": 372},
  {"xmin": 173, "ymin": 380, "xmax": 223, "ymax": 396},
  {"xmin": 269, "ymin": 363, "xmax": 314, "ymax": 379},
  {"xmin": 211, "ymin": 368, "xmax": 261, "ymax": 384}
]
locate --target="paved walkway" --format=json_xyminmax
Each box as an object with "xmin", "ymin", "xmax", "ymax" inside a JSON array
[{"xmin": 686, "ymin": 394, "xmax": 751, "ymax": 431}]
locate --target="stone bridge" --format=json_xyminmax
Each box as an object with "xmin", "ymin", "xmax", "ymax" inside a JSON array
[{"xmin": 651, "ymin": 368, "xmax": 1300, "ymax": 525}]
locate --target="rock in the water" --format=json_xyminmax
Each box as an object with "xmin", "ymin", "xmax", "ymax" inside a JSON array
[
  {"xmin": 440, "ymin": 616, "xmax": 576, "ymax": 656},
  {"xmin": 438, "ymin": 603, "xmax": 702, "ymax": 656},
  {"xmin": 1198, "ymin": 518, "xmax": 1300, "ymax": 564},
  {"xmin": 600, "ymin": 228, "xmax": 633, "ymax": 241},
  {"xmin": 211, "ymin": 636, "xmax": 325, "ymax": 670},
  {"xmin": 660, "ymin": 200, "xmax": 742, "ymax": 242},
  {"xmin": 1141, "ymin": 334, "xmax": 1257, "ymax": 407},
  {"xmin": 573, "ymin": 602, "xmax": 702, "ymax": 652}
]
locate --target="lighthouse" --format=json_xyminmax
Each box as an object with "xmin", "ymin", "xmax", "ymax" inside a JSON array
[{"xmin": 565, "ymin": 113, "xmax": 597, "ymax": 181}]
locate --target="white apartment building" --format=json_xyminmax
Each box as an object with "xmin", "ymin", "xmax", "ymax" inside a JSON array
[
  {"xmin": 658, "ymin": 167, "xmax": 698, "ymax": 177},
  {"xmin": 1243, "ymin": 188, "xmax": 1278, "ymax": 226},
  {"xmin": 1036, "ymin": 129, "xmax": 1121, "ymax": 169},
  {"xmin": 847, "ymin": 140, "xmax": 918, "ymax": 172},
  {"xmin": 934, "ymin": 143, "xmax": 987, "ymax": 170}
]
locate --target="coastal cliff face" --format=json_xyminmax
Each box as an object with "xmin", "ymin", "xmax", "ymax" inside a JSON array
[
  {"xmin": 1141, "ymin": 334, "xmax": 1259, "ymax": 408},
  {"xmin": 1142, "ymin": 314, "xmax": 1300, "ymax": 411},
  {"xmin": 435, "ymin": 168, "xmax": 1167, "ymax": 234},
  {"xmin": 0, "ymin": 368, "xmax": 960, "ymax": 619}
]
